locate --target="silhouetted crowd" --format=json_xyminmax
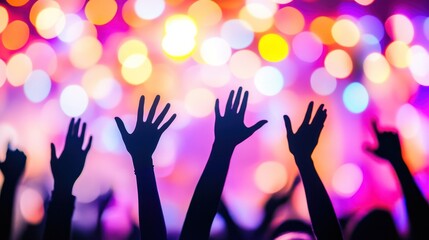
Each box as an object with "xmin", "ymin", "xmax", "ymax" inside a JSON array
[{"xmin": 1, "ymin": 87, "xmax": 428, "ymax": 240}]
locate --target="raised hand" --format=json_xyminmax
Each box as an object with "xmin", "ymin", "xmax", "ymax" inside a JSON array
[
  {"xmin": 283, "ymin": 102, "xmax": 327, "ymax": 160},
  {"xmin": 0, "ymin": 144, "xmax": 26, "ymax": 240},
  {"xmin": 215, "ymin": 87, "xmax": 267, "ymax": 147},
  {"xmin": 51, "ymin": 118, "xmax": 92, "ymax": 193},
  {"xmin": 0, "ymin": 144, "xmax": 26, "ymax": 183},
  {"xmin": 115, "ymin": 95, "xmax": 176, "ymax": 169},
  {"xmin": 366, "ymin": 121, "xmax": 402, "ymax": 164}
]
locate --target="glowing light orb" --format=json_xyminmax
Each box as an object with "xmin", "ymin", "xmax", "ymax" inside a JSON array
[
  {"xmin": 359, "ymin": 15, "xmax": 384, "ymax": 41},
  {"xmin": 59, "ymin": 14, "xmax": 84, "ymax": 43},
  {"xmin": 396, "ymin": 104, "xmax": 421, "ymax": 139},
  {"xmin": 386, "ymin": 41, "xmax": 409, "ymax": 68},
  {"xmin": 6, "ymin": 53, "xmax": 32, "ymax": 87},
  {"xmin": 0, "ymin": 6, "xmax": 8, "ymax": 34},
  {"xmin": 363, "ymin": 53, "xmax": 391, "ymax": 84},
  {"xmin": 36, "ymin": 7, "xmax": 66, "ymax": 39},
  {"xmin": 188, "ymin": 0, "xmax": 222, "ymax": 27},
  {"xmin": 25, "ymin": 41, "xmax": 58, "ymax": 75},
  {"xmin": 385, "ymin": 14, "xmax": 414, "ymax": 44},
  {"xmin": 199, "ymin": 65, "xmax": 231, "ymax": 88},
  {"xmin": 274, "ymin": 7, "xmax": 305, "ymax": 35},
  {"xmin": 292, "ymin": 31, "xmax": 323, "ymax": 63},
  {"xmin": 408, "ymin": 45, "xmax": 429, "ymax": 86},
  {"xmin": 1, "ymin": 20, "xmax": 30, "ymax": 50},
  {"xmin": 6, "ymin": 0, "xmax": 29, "ymax": 7},
  {"xmin": 254, "ymin": 161, "xmax": 288, "ymax": 194},
  {"xmin": 324, "ymin": 50, "xmax": 353, "ymax": 79},
  {"xmin": 201, "ymin": 37, "xmax": 232, "ymax": 66},
  {"xmin": 184, "ymin": 88, "xmax": 216, "ymax": 118},
  {"xmin": 70, "ymin": 36, "xmax": 103, "ymax": 69},
  {"xmin": 121, "ymin": 56, "xmax": 153, "ymax": 85},
  {"xmin": 20, "ymin": 188, "xmax": 44, "ymax": 224},
  {"xmin": 343, "ymin": 82, "xmax": 369, "ymax": 114},
  {"xmin": 118, "ymin": 39, "xmax": 148, "ymax": 65},
  {"xmin": 162, "ymin": 35, "xmax": 196, "ymax": 59},
  {"xmin": 60, "ymin": 85, "xmax": 89, "ymax": 117},
  {"xmin": 135, "ymin": 0, "xmax": 165, "ymax": 20},
  {"xmin": 24, "ymin": 70, "xmax": 51, "ymax": 103},
  {"xmin": 163, "ymin": 15, "xmax": 197, "ymax": 59},
  {"xmin": 229, "ymin": 50, "xmax": 262, "ymax": 79},
  {"xmin": 85, "ymin": 0, "xmax": 118, "ymax": 25},
  {"xmin": 310, "ymin": 16, "xmax": 335, "ymax": 45},
  {"xmin": 239, "ymin": 6, "xmax": 273, "ymax": 32},
  {"xmin": 245, "ymin": 0, "xmax": 278, "ymax": 19},
  {"xmin": 355, "ymin": 0, "xmax": 374, "ymax": 6},
  {"xmin": 310, "ymin": 68, "xmax": 337, "ymax": 96},
  {"xmin": 0, "ymin": 60, "xmax": 6, "ymax": 88},
  {"xmin": 221, "ymin": 19, "xmax": 254, "ymax": 49},
  {"xmin": 254, "ymin": 66, "xmax": 284, "ymax": 96},
  {"xmin": 165, "ymin": 14, "xmax": 197, "ymax": 36},
  {"xmin": 332, "ymin": 163, "xmax": 363, "ymax": 198},
  {"xmin": 258, "ymin": 33, "xmax": 289, "ymax": 62},
  {"xmin": 332, "ymin": 19, "xmax": 361, "ymax": 47}
]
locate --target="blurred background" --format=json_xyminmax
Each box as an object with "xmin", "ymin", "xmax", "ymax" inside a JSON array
[{"xmin": 0, "ymin": 0, "xmax": 428, "ymax": 238}]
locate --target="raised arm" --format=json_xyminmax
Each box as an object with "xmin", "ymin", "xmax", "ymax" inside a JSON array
[
  {"xmin": 283, "ymin": 102, "xmax": 342, "ymax": 240},
  {"xmin": 366, "ymin": 121, "xmax": 429, "ymax": 240},
  {"xmin": 115, "ymin": 95, "xmax": 176, "ymax": 240},
  {"xmin": 180, "ymin": 87, "xmax": 267, "ymax": 240},
  {"xmin": 44, "ymin": 118, "xmax": 92, "ymax": 240},
  {"xmin": 0, "ymin": 145, "xmax": 26, "ymax": 240}
]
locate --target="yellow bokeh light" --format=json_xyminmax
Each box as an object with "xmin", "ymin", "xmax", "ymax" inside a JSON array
[
  {"xmin": 162, "ymin": 35, "xmax": 196, "ymax": 59},
  {"xmin": 6, "ymin": 0, "xmax": 29, "ymax": 7},
  {"xmin": 258, "ymin": 33, "xmax": 289, "ymax": 62},
  {"xmin": 165, "ymin": 14, "xmax": 197, "ymax": 37},
  {"xmin": 69, "ymin": 36, "xmax": 103, "ymax": 69},
  {"xmin": 332, "ymin": 19, "xmax": 361, "ymax": 47},
  {"xmin": 188, "ymin": 0, "xmax": 222, "ymax": 27},
  {"xmin": 0, "ymin": 6, "xmax": 8, "ymax": 34},
  {"xmin": 121, "ymin": 55, "xmax": 152, "ymax": 85},
  {"xmin": 310, "ymin": 16, "xmax": 335, "ymax": 45},
  {"xmin": 118, "ymin": 39, "xmax": 148, "ymax": 65},
  {"xmin": 254, "ymin": 161, "xmax": 287, "ymax": 194},
  {"xmin": 363, "ymin": 52, "xmax": 391, "ymax": 84},
  {"xmin": 6, "ymin": 53, "xmax": 33, "ymax": 87},
  {"xmin": 85, "ymin": 0, "xmax": 118, "ymax": 25},
  {"xmin": 324, "ymin": 49, "xmax": 353, "ymax": 79},
  {"xmin": 239, "ymin": 6, "xmax": 273, "ymax": 33},
  {"xmin": 30, "ymin": 0, "xmax": 61, "ymax": 26},
  {"xmin": 36, "ymin": 7, "xmax": 66, "ymax": 39},
  {"xmin": 385, "ymin": 41, "xmax": 410, "ymax": 68},
  {"xmin": 1, "ymin": 20, "xmax": 29, "ymax": 50}
]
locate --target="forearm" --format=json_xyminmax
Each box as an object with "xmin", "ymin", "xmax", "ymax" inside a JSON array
[
  {"xmin": 392, "ymin": 159, "xmax": 429, "ymax": 240},
  {"xmin": 43, "ymin": 190, "xmax": 75, "ymax": 240},
  {"xmin": 134, "ymin": 157, "xmax": 167, "ymax": 240},
  {"xmin": 180, "ymin": 141, "xmax": 235, "ymax": 240},
  {"xmin": 296, "ymin": 156, "xmax": 343, "ymax": 240},
  {"xmin": 0, "ymin": 180, "xmax": 19, "ymax": 240}
]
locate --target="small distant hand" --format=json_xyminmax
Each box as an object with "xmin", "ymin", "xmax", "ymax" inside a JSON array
[
  {"xmin": 284, "ymin": 102, "xmax": 327, "ymax": 160},
  {"xmin": 366, "ymin": 121, "xmax": 403, "ymax": 164},
  {"xmin": 215, "ymin": 87, "xmax": 267, "ymax": 147},
  {"xmin": 51, "ymin": 118, "xmax": 92, "ymax": 193},
  {"xmin": 0, "ymin": 145, "xmax": 26, "ymax": 183},
  {"xmin": 115, "ymin": 95, "xmax": 176, "ymax": 169}
]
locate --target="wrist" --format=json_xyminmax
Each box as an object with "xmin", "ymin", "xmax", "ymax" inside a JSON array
[
  {"xmin": 213, "ymin": 139, "xmax": 236, "ymax": 152},
  {"xmin": 132, "ymin": 155, "xmax": 154, "ymax": 174},
  {"xmin": 53, "ymin": 182, "xmax": 74, "ymax": 195}
]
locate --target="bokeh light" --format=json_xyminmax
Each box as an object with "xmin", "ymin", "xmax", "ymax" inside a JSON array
[
  {"xmin": 60, "ymin": 85, "xmax": 89, "ymax": 117},
  {"xmin": 363, "ymin": 53, "xmax": 391, "ymax": 84},
  {"xmin": 292, "ymin": 31, "xmax": 323, "ymax": 63},
  {"xmin": 274, "ymin": 7, "xmax": 305, "ymax": 35},
  {"xmin": 310, "ymin": 67, "xmax": 337, "ymax": 96},
  {"xmin": 221, "ymin": 19, "xmax": 254, "ymax": 49},
  {"xmin": 229, "ymin": 50, "xmax": 262, "ymax": 79},
  {"xmin": 6, "ymin": 53, "xmax": 32, "ymax": 87},
  {"xmin": 162, "ymin": 15, "xmax": 197, "ymax": 59},
  {"xmin": 343, "ymin": 82, "xmax": 369, "ymax": 113},
  {"xmin": 0, "ymin": 59, "xmax": 6, "ymax": 88},
  {"xmin": 310, "ymin": 16, "xmax": 335, "ymax": 45},
  {"xmin": 121, "ymin": 56, "xmax": 153, "ymax": 85},
  {"xmin": 395, "ymin": 104, "xmax": 421, "ymax": 139},
  {"xmin": 359, "ymin": 15, "xmax": 384, "ymax": 41},
  {"xmin": 201, "ymin": 37, "xmax": 232, "ymax": 66},
  {"xmin": 258, "ymin": 34, "xmax": 289, "ymax": 62},
  {"xmin": 135, "ymin": 0, "xmax": 166, "ymax": 20},
  {"xmin": 70, "ymin": 36, "xmax": 103, "ymax": 69},
  {"xmin": 385, "ymin": 41, "xmax": 410, "ymax": 68},
  {"xmin": 254, "ymin": 161, "xmax": 288, "ymax": 194},
  {"xmin": 24, "ymin": 70, "xmax": 52, "ymax": 103},
  {"xmin": 332, "ymin": 163, "xmax": 363, "ymax": 198},
  {"xmin": 1, "ymin": 20, "xmax": 29, "ymax": 50},
  {"xmin": 332, "ymin": 18, "xmax": 361, "ymax": 47},
  {"xmin": 324, "ymin": 49, "xmax": 353, "ymax": 79},
  {"xmin": 35, "ymin": 7, "xmax": 66, "ymax": 39},
  {"xmin": 254, "ymin": 66, "xmax": 284, "ymax": 96},
  {"xmin": 408, "ymin": 45, "xmax": 429, "ymax": 86},
  {"xmin": 385, "ymin": 14, "xmax": 414, "ymax": 44},
  {"xmin": 85, "ymin": 0, "xmax": 118, "ymax": 25},
  {"xmin": 184, "ymin": 88, "xmax": 216, "ymax": 118},
  {"xmin": 19, "ymin": 188, "xmax": 44, "ymax": 224},
  {"xmin": 0, "ymin": 6, "xmax": 8, "ymax": 34},
  {"xmin": 188, "ymin": 0, "xmax": 222, "ymax": 27}
]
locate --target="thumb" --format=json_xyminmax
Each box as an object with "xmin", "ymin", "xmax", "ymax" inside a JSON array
[
  {"xmin": 283, "ymin": 115, "xmax": 294, "ymax": 137},
  {"xmin": 50, "ymin": 143, "xmax": 57, "ymax": 160},
  {"xmin": 363, "ymin": 142, "xmax": 377, "ymax": 156},
  {"xmin": 115, "ymin": 117, "xmax": 129, "ymax": 141},
  {"xmin": 248, "ymin": 120, "xmax": 268, "ymax": 135}
]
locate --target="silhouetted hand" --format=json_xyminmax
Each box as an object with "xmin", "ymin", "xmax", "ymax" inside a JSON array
[
  {"xmin": 115, "ymin": 95, "xmax": 176, "ymax": 169},
  {"xmin": 366, "ymin": 121, "xmax": 402, "ymax": 164},
  {"xmin": 284, "ymin": 102, "xmax": 327, "ymax": 160},
  {"xmin": 0, "ymin": 144, "xmax": 26, "ymax": 183},
  {"xmin": 51, "ymin": 118, "xmax": 92, "ymax": 193},
  {"xmin": 215, "ymin": 87, "xmax": 267, "ymax": 147}
]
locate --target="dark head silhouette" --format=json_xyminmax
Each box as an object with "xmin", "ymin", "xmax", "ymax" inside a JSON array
[{"xmin": 271, "ymin": 219, "xmax": 315, "ymax": 240}]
